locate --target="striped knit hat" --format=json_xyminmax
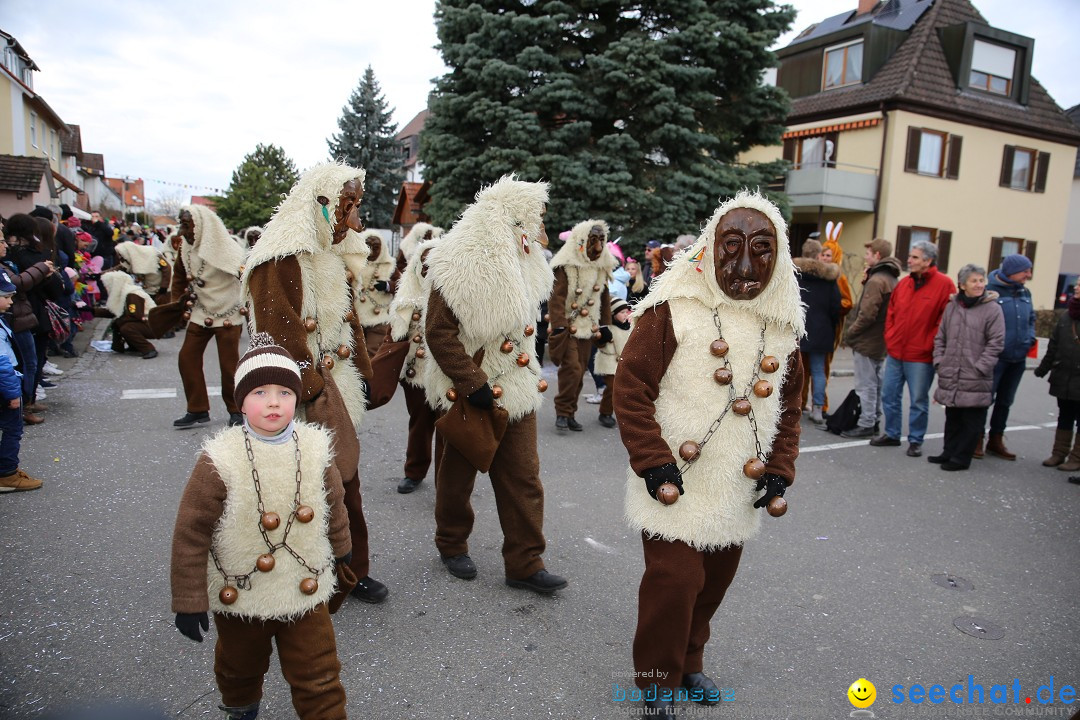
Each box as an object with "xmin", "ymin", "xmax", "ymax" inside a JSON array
[{"xmin": 233, "ymin": 343, "xmax": 303, "ymax": 407}]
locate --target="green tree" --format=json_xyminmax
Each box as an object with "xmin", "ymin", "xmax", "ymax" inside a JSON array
[
  {"xmin": 215, "ymin": 143, "xmax": 299, "ymax": 230},
  {"xmin": 420, "ymin": 0, "xmax": 793, "ymax": 256},
  {"xmin": 328, "ymin": 66, "xmax": 405, "ymax": 229}
]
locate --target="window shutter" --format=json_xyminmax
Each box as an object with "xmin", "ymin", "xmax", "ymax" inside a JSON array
[
  {"xmin": 1024, "ymin": 240, "xmax": 1037, "ymax": 268},
  {"xmin": 896, "ymin": 226, "xmax": 912, "ymax": 261},
  {"xmin": 1034, "ymin": 152, "xmax": 1050, "ymax": 193},
  {"xmin": 945, "ymin": 135, "xmax": 963, "ymax": 179},
  {"xmin": 782, "ymin": 138, "xmax": 796, "ymax": 163},
  {"xmin": 988, "ymin": 237, "xmax": 1005, "ymax": 271},
  {"xmin": 936, "ymin": 230, "xmax": 952, "ymax": 273},
  {"xmin": 999, "ymin": 146, "xmax": 1015, "ymax": 187},
  {"xmin": 905, "ymin": 127, "xmax": 921, "ymax": 173}
]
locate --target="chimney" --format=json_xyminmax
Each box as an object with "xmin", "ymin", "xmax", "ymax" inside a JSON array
[{"xmin": 856, "ymin": 0, "xmax": 878, "ymax": 15}]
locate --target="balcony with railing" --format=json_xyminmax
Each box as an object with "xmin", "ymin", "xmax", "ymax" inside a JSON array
[{"xmin": 784, "ymin": 161, "xmax": 878, "ymax": 213}]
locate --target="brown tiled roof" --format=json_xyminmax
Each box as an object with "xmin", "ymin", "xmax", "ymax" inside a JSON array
[
  {"xmin": 395, "ymin": 109, "xmax": 428, "ymax": 140},
  {"xmin": 786, "ymin": 0, "xmax": 1080, "ymax": 145},
  {"xmin": 0, "ymin": 154, "xmax": 49, "ymax": 193},
  {"xmin": 61, "ymin": 124, "xmax": 82, "ymax": 157},
  {"xmin": 80, "ymin": 152, "xmax": 104, "ymax": 174}
]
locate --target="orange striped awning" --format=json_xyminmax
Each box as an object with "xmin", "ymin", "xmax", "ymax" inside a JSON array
[{"xmin": 783, "ymin": 117, "xmax": 880, "ymax": 139}]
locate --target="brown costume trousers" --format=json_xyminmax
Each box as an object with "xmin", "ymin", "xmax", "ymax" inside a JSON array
[
  {"xmin": 213, "ymin": 604, "xmax": 346, "ymax": 720},
  {"xmin": 555, "ymin": 337, "xmax": 594, "ymax": 417},
  {"xmin": 633, "ymin": 534, "xmax": 743, "ymax": 690},
  {"xmin": 434, "ymin": 412, "xmax": 545, "ymax": 578},
  {"xmin": 178, "ymin": 322, "xmax": 242, "ymax": 414},
  {"xmin": 111, "ymin": 318, "xmax": 155, "ymax": 354},
  {"xmin": 600, "ymin": 374, "xmax": 615, "ymax": 416},
  {"xmin": 402, "ymin": 380, "xmax": 439, "ymax": 481},
  {"xmin": 363, "ymin": 323, "xmax": 389, "ymax": 359}
]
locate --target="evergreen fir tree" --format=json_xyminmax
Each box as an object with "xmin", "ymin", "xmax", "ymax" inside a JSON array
[
  {"xmin": 421, "ymin": 0, "xmax": 794, "ymax": 256},
  {"xmin": 328, "ymin": 66, "xmax": 405, "ymax": 229},
  {"xmin": 215, "ymin": 143, "xmax": 299, "ymax": 230}
]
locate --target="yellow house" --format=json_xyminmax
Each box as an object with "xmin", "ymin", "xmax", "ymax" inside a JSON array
[{"xmin": 740, "ymin": 0, "xmax": 1080, "ymax": 308}]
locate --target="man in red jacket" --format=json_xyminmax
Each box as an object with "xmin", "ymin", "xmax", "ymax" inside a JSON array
[{"xmin": 870, "ymin": 240, "xmax": 954, "ymax": 457}]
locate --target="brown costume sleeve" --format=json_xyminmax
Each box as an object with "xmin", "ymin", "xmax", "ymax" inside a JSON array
[
  {"xmin": 92, "ymin": 307, "xmax": 115, "ymax": 318},
  {"xmin": 170, "ymin": 452, "xmax": 226, "ymax": 614},
  {"xmin": 599, "ymin": 285, "xmax": 612, "ymax": 326},
  {"xmin": 247, "ymin": 257, "xmax": 323, "ymax": 402},
  {"xmin": 764, "ymin": 349, "xmax": 803, "ymax": 484},
  {"xmin": 390, "ymin": 249, "xmax": 407, "ymax": 293},
  {"xmin": 125, "ymin": 293, "xmax": 146, "ymax": 319},
  {"xmin": 170, "ymin": 252, "xmax": 187, "ymax": 302},
  {"xmin": 547, "ymin": 267, "xmax": 569, "ymax": 329},
  {"xmin": 324, "ymin": 462, "xmax": 351, "ymax": 559},
  {"xmin": 346, "ymin": 283, "xmax": 374, "ymax": 381},
  {"xmin": 425, "ymin": 287, "xmax": 488, "ymax": 396},
  {"xmin": 614, "ymin": 303, "xmax": 679, "ymax": 476}
]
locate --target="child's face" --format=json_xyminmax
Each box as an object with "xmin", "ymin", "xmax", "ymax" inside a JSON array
[
  {"xmin": 615, "ymin": 308, "xmax": 631, "ymax": 324},
  {"xmin": 241, "ymin": 384, "xmax": 297, "ymax": 436},
  {"xmin": 0, "ymin": 295, "xmax": 11, "ymax": 313}
]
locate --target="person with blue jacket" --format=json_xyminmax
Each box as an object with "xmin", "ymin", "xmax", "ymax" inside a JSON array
[
  {"xmin": 982, "ymin": 254, "xmax": 1036, "ymax": 460},
  {"xmin": 0, "ymin": 268, "xmax": 42, "ymax": 492}
]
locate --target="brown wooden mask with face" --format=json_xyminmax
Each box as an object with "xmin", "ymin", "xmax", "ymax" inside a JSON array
[
  {"xmin": 713, "ymin": 208, "xmax": 777, "ymax": 301},
  {"xmin": 330, "ymin": 178, "xmax": 364, "ymax": 245},
  {"xmin": 586, "ymin": 225, "xmax": 605, "ymax": 261},
  {"xmin": 365, "ymin": 235, "xmax": 381, "ymax": 262},
  {"xmin": 179, "ymin": 209, "xmax": 195, "ymax": 245}
]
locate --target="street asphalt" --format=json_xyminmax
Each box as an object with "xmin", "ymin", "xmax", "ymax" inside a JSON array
[{"xmin": 0, "ymin": 320, "xmax": 1076, "ymax": 720}]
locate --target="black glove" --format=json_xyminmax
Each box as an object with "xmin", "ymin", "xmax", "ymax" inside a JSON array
[
  {"xmin": 1033, "ymin": 367, "xmax": 1048, "ymax": 379},
  {"xmin": 466, "ymin": 384, "xmax": 494, "ymax": 409},
  {"xmin": 753, "ymin": 473, "xmax": 788, "ymax": 509},
  {"xmin": 643, "ymin": 463, "xmax": 684, "ymax": 501},
  {"xmin": 550, "ymin": 326, "xmax": 566, "ymax": 336},
  {"xmin": 175, "ymin": 612, "xmax": 209, "ymax": 643},
  {"xmin": 336, "ymin": 552, "xmax": 353, "ymax": 567},
  {"xmin": 596, "ymin": 326, "xmax": 613, "ymax": 345},
  {"xmin": 373, "ymin": 280, "xmax": 391, "ymax": 293}
]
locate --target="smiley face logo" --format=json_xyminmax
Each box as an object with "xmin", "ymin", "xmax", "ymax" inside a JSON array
[{"xmin": 848, "ymin": 678, "xmax": 876, "ymax": 708}]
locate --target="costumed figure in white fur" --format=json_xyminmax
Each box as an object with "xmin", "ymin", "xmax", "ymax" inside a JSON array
[
  {"xmin": 346, "ymin": 229, "xmax": 394, "ymax": 358},
  {"xmin": 384, "ymin": 230, "xmax": 443, "ymax": 494},
  {"xmin": 114, "ymin": 240, "xmax": 172, "ymax": 304},
  {"xmin": 94, "ymin": 270, "xmax": 158, "ymax": 358},
  {"xmin": 242, "ymin": 161, "xmax": 387, "ymax": 605},
  {"xmin": 593, "ymin": 296, "xmax": 634, "ymax": 428},
  {"xmin": 422, "ymin": 175, "xmax": 567, "ymax": 594},
  {"xmin": 240, "ymin": 226, "xmax": 264, "ymax": 249},
  {"xmin": 613, "ymin": 191, "xmax": 806, "ymax": 716},
  {"xmin": 547, "ymin": 219, "xmax": 617, "ymax": 431},
  {"xmin": 170, "ymin": 204, "xmax": 247, "ymax": 428},
  {"xmin": 171, "ymin": 341, "xmax": 354, "ymax": 720},
  {"xmin": 389, "ymin": 222, "xmax": 442, "ymax": 291}
]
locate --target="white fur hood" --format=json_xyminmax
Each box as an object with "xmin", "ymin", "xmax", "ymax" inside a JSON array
[
  {"xmin": 182, "ymin": 204, "xmax": 245, "ymax": 276},
  {"xmin": 102, "ymin": 270, "xmax": 155, "ymax": 318},
  {"xmin": 399, "ymin": 222, "xmax": 441, "ymax": 261},
  {"xmin": 550, "ymin": 219, "xmax": 618, "ymax": 274}
]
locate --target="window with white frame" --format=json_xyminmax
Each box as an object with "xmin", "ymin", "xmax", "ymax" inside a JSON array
[
  {"xmin": 823, "ymin": 40, "xmax": 863, "ymax": 90},
  {"xmin": 970, "ymin": 39, "xmax": 1015, "ymax": 96}
]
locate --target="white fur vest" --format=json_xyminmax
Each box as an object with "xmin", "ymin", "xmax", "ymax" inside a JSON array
[
  {"xmin": 180, "ymin": 238, "xmax": 244, "ymax": 328},
  {"xmin": 594, "ymin": 321, "xmax": 631, "ymax": 377},
  {"xmin": 389, "ymin": 241, "xmax": 439, "ymax": 388},
  {"xmin": 345, "ymin": 231, "xmax": 394, "ymax": 328},
  {"xmin": 204, "ymin": 424, "xmax": 336, "ymax": 620}
]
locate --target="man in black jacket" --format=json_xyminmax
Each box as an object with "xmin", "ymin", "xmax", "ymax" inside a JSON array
[{"xmin": 88, "ymin": 211, "xmax": 116, "ymax": 269}]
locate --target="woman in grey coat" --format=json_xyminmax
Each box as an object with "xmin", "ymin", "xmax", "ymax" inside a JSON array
[{"xmin": 929, "ymin": 264, "xmax": 1005, "ymax": 471}]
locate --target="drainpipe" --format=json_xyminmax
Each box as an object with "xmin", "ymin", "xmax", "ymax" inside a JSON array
[{"xmin": 872, "ymin": 102, "xmax": 887, "ymax": 238}]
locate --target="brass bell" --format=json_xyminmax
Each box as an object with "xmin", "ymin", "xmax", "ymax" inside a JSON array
[
  {"xmin": 516, "ymin": 352, "xmax": 530, "ymax": 367},
  {"xmin": 405, "ymin": 367, "xmax": 416, "ymax": 379},
  {"xmin": 592, "ymin": 324, "xmax": 599, "ymax": 333},
  {"xmin": 524, "ymin": 325, "xmax": 535, "ymax": 337},
  {"xmin": 571, "ymin": 302, "xmax": 579, "ymax": 310},
  {"xmin": 345, "ymin": 270, "xmax": 354, "ymax": 283},
  {"xmin": 414, "ymin": 347, "xmax": 426, "ymax": 358},
  {"xmin": 373, "ymin": 307, "xmax": 381, "ymax": 315},
  {"xmin": 412, "ymin": 312, "xmax": 421, "ymax": 322},
  {"xmin": 261, "ymin": 511, "xmax": 281, "ymax": 531},
  {"xmin": 491, "ymin": 385, "xmax": 503, "ymax": 399},
  {"xmin": 223, "ymin": 320, "xmax": 232, "ymax": 328},
  {"xmin": 679, "ymin": 441, "xmax": 701, "ymax": 462},
  {"xmin": 537, "ymin": 379, "xmax": 548, "ymax": 393},
  {"xmin": 656, "ymin": 483, "xmax": 680, "ymax": 506},
  {"xmin": 336, "ymin": 344, "xmax": 351, "ymax": 360},
  {"xmin": 753, "ymin": 380, "xmax": 773, "ymax": 398},
  {"xmin": 358, "ymin": 295, "xmax": 367, "ymax": 303},
  {"xmin": 767, "ymin": 496, "xmax": 788, "ymax": 517},
  {"xmin": 574, "ymin": 288, "xmax": 583, "ymax": 296},
  {"xmin": 732, "ymin": 398, "xmax": 752, "ymax": 416},
  {"xmin": 203, "ymin": 317, "xmax": 214, "ymax": 327},
  {"xmin": 569, "ymin": 325, "xmax": 578, "ymax": 334},
  {"xmin": 239, "ymin": 306, "xmax": 249, "ymax": 317},
  {"xmin": 184, "ymin": 300, "xmax": 194, "ymax": 308},
  {"xmin": 344, "ymin": 310, "xmax": 355, "ymax": 323},
  {"xmin": 760, "ymin": 355, "xmax": 780, "ymax": 373},
  {"xmin": 256, "ymin": 553, "xmax": 276, "ymax": 573},
  {"xmin": 322, "ymin": 355, "xmax": 335, "ymax": 369},
  {"xmin": 304, "ymin": 317, "xmax": 317, "ymax": 332},
  {"xmin": 743, "ymin": 458, "xmax": 766, "ymax": 479},
  {"xmin": 543, "ymin": 313, "xmax": 551, "ymax": 322},
  {"xmin": 586, "ymin": 299, "xmax": 595, "ymax": 306},
  {"xmin": 413, "ymin": 334, "xmax": 422, "ymax": 344},
  {"xmin": 181, "ymin": 311, "xmax": 191, "ymax": 322},
  {"xmin": 186, "ymin": 274, "xmax": 194, "ymax": 283},
  {"xmin": 295, "ymin": 505, "xmax": 314, "ymax": 523},
  {"xmin": 299, "ymin": 578, "xmax": 319, "ymax": 595},
  {"xmin": 580, "ymin": 308, "xmax": 589, "ymax": 317},
  {"xmin": 709, "ymin": 339, "xmax": 729, "ymax": 357},
  {"xmin": 592, "ymin": 284, "xmax": 600, "ymax": 292},
  {"xmin": 713, "ymin": 368, "xmax": 733, "ymax": 385},
  {"xmin": 446, "ymin": 388, "xmax": 458, "ymax": 402},
  {"xmin": 500, "ymin": 340, "xmax": 515, "ymax": 354},
  {"xmin": 219, "ymin": 586, "xmax": 238, "ymax": 605}
]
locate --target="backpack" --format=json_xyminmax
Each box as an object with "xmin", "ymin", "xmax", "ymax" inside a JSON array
[{"xmin": 823, "ymin": 389, "xmax": 861, "ymax": 435}]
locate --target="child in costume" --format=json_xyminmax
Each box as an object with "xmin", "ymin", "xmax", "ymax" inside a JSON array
[
  {"xmin": 0, "ymin": 268, "xmax": 42, "ymax": 492},
  {"xmin": 170, "ymin": 341, "xmax": 355, "ymax": 720},
  {"xmin": 594, "ymin": 296, "xmax": 633, "ymax": 428}
]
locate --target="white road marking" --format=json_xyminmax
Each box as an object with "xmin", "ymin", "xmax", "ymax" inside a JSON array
[
  {"xmin": 585, "ymin": 537, "xmax": 617, "ymax": 554},
  {"xmin": 122, "ymin": 386, "xmax": 221, "ymax": 400}
]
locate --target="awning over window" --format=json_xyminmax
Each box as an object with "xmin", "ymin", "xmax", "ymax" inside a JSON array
[{"xmin": 783, "ymin": 117, "xmax": 880, "ymax": 139}]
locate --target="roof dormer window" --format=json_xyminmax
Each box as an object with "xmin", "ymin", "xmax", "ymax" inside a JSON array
[
  {"xmin": 823, "ymin": 40, "xmax": 863, "ymax": 90},
  {"xmin": 970, "ymin": 39, "xmax": 1015, "ymax": 96}
]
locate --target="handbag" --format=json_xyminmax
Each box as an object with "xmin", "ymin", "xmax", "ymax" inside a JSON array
[
  {"xmin": 435, "ymin": 396, "xmax": 509, "ymax": 473},
  {"xmin": 44, "ymin": 301, "xmax": 69, "ymax": 341},
  {"xmin": 366, "ymin": 336, "xmax": 411, "ymax": 410}
]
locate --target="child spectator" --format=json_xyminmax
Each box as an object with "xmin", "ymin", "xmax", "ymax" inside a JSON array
[
  {"xmin": 0, "ymin": 269, "xmax": 42, "ymax": 492},
  {"xmin": 595, "ymin": 297, "xmax": 633, "ymax": 428},
  {"xmin": 170, "ymin": 342, "xmax": 355, "ymax": 720}
]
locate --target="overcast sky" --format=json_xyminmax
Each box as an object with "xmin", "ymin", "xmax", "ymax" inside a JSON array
[{"xmin": 6, "ymin": 0, "xmax": 1078, "ymax": 205}]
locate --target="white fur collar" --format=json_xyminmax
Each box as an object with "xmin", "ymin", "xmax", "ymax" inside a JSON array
[{"xmin": 182, "ymin": 205, "xmax": 245, "ymax": 275}]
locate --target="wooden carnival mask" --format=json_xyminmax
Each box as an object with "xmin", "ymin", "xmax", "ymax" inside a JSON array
[
  {"xmin": 713, "ymin": 208, "xmax": 777, "ymax": 301},
  {"xmin": 330, "ymin": 178, "xmax": 364, "ymax": 245}
]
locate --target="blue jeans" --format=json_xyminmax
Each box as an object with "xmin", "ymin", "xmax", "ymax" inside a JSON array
[
  {"xmin": 0, "ymin": 402, "xmax": 23, "ymax": 475},
  {"xmin": 881, "ymin": 357, "xmax": 935, "ymax": 444},
  {"xmin": 12, "ymin": 330, "xmax": 36, "ymax": 404},
  {"xmin": 807, "ymin": 353, "xmax": 827, "ymax": 407},
  {"xmin": 989, "ymin": 359, "xmax": 1026, "ymax": 435}
]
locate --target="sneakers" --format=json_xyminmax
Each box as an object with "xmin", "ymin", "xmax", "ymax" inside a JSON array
[
  {"xmin": 0, "ymin": 469, "xmax": 43, "ymax": 492},
  {"xmin": 585, "ymin": 391, "xmax": 604, "ymax": 404},
  {"xmin": 506, "ymin": 569, "xmax": 568, "ymax": 594},
  {"xmin": 173, "ymin": 411, "xmax": 210, "ymax": 428},
  {"xmin": 809, "ymin": 406, "xmax": 825, "ymax": 425},
  {"xmin": 42, "ymin": 362, "xmax": 63, "ymax": 376},
  {"xmin": 39, "ymin": 380, "xmax": 58, "ymax": 389},
  {"xmin": 442, "ymin": 553, "xmax": 478, "ymax": 580},
  {"xmin": 35, "ymin": 388, "xmax": 46, "ymax": 401}
]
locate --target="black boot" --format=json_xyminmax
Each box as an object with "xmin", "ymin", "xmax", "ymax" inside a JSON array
[
  {"xmin": 566, "ymin": 416, "xmax": 583, "ymax": 432},
  {"xmin": 505, "ymin": 569, "xmax": 568, "ymax": 594},
  {"xmin": 218, "ymin": 702, "xmax": 258, "ymax": 720},
  {"xmin": 441, "ymin": 553, "xmax": 477, "ymax": 580},
  {"xmin": 350, "ymin": 575, "xmax": 389, "ymax": 603},
  {"xmin": 555, "ymin": 416, "xmax": 569, "ymax": 432},
  {"xmin": 227, "ymin": 413, "xmax": 243, "ymax": 427},
  {"xmin": 598, "ymin": 414, "xmax": 616, "ymax": 428},
  {"xmin": 397, "ymin": 476, "xmax": 423, "ymax": 494},
  {"xmin": 642, "ymin": 686, "xmax": 676, "ymax": 718},
  {"xmin": 682, "ymin": 671, "xmax": 721, "ymax": 705},
  {"xmin": 173, "ymin": 411, "xmax": 210, "ymax": 428}
]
